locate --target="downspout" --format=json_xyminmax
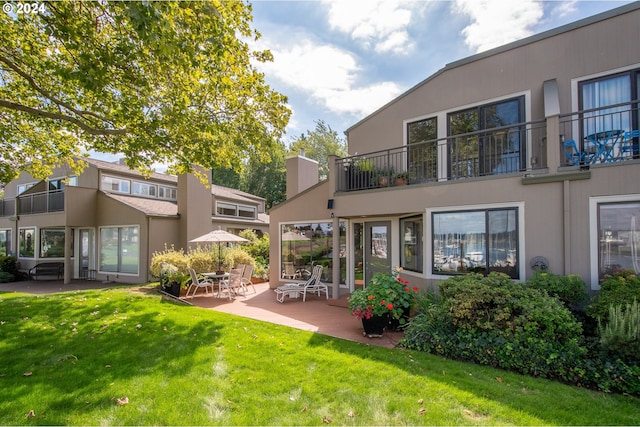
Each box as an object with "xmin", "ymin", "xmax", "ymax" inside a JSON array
[{"xmin": 563, "ymin": 180, "xmax": 571, "ymax": 274}]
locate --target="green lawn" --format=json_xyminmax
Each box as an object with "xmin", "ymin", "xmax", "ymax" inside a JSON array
[{"xmin": 0, "ymin": 286, "xmax": 638, "ymax": 426}]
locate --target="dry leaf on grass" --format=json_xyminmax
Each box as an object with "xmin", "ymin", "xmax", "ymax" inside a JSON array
[
  {"xmin": 418, "ymin": 398, "xmax": 424, "ymax": 404},
  {"xmin": 23, "ymin": 372, "xmax": 32, "ymax": 377},
  {"xmin": 347, "ymin": 410, "xmax": 355, "ymax": 417},
  {"xmin": 26, "ymin": 410, "xmax": 35, "ymax": 417},
  {"xmin": 418, "ymin": 408, "xmax": 426, "ymax": 415},
  {"xmin": 322, "ymin": 415, "xmax": 331, "ymax": 423},
  {"xmin": 116, "ymin": 397, "xmax": 129, "ymax": 405},
  {"xmin": 496, "ymin": 377, "xmax": 503, "ymax": 383}
]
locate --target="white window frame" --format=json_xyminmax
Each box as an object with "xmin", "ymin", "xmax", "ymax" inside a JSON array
[
  {"xmin": 132, "ymin": 181, "xmax": 158, "ymax": 198},
  {"xmin": 101, "ymin": 175, "xmax": 131, "ymax": 194},
  {"xmin": 158, "ymin": 186, "xmax": 177, "ymax": 200},
  {"xmin": 98, "ymin": 225, "xmax": 140, "ymax": 276},
  {"xmin": 589, "ymin": 193, "xmax": 640, "ymax": 290},
  {"xmin": 17, "ymin": 182, "xmax": 36, "ymax": 195},
  {"xmin": 426, "ymin": 201, "xmax": 526, "ymax": 281}
]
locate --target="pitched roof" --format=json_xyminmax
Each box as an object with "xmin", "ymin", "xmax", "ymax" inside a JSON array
[
  {"xmin": 104, "ymin": 192, "xmax": 178, "ymax": 217},
  {"xmin": 84, "ymin": 158, "xmax": 177, "ymax": 183},
  {"xmin": 210, "ymin": 184, "xmax": 265, "ymax": 204}
]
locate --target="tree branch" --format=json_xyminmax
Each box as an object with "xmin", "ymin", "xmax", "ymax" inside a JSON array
[
  {"xmin": 0, "ymin": 99, "xmax": 127, "ymax": 136},
  {"xmin": 0, "ymin": 53, "xmax": 116, "ymax": 126}
]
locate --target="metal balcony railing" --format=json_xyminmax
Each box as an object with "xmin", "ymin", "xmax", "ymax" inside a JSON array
[
  {"xmin": 0, "ymin": 198, "xmax": 15, "ymax": 217},
  {"xmin": 17, "ymin": 189, "xmax": 64, "ymax": 214},
  {"xmin": 559, "ymin": 100, "xmax": 639, "ymax": 166},
  {"xmin": 335, "ymin": 119, "xmax": 547, "ymax": 192}
]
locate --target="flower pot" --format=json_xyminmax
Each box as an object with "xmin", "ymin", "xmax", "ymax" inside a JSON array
[
  {"xmin": 163, "ymin": 281, "xmax": 181, "ymax": 298},
  {"xmin": 388, "ymin": 306, "xmax": 411, "ymax": 331},
  {"xmin": 361, "ymin": 315, "xmax": 387, "ymax": 338}
]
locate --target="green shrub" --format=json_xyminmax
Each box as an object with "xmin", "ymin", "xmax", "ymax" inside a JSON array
[
  {"xmin": 0, "ymin": 271, "xmax": 15, "ymax": 283},
  {"xmin": 187, "ymin": 246, "xmax": 216, "ymax": 273},
  {"xmin": 0, "ymin": 255, "xmax": 18, "ymax": 275},
  {"xmin": 587, "ymin": 270, "xmax": 640, "ymax": 321},
  {"xmin": 225, "ymin": 246, "xmax": 254, "ymax": 270},
  {"xmin": 240, "ymin": 230, "xmax": 269, "ymax": 262},
  {"xmin": 525, "ymin": 271, "xmax": 588, "ymax": 308},
  {"xmin": 150, "ymin": 246, "xmax": 189, "ymax": 278},
  {"xmin": 402, "ymin": 272, "xmax": 586, "ymax": 382},
  {"xmin": 598, "ymin": 299, "xmax": 640, "ymax": 360}
]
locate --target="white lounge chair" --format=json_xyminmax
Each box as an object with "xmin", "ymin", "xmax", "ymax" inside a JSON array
[
  {"xmin": 241, "ymin": 264, "xmax": 255, "ymax": 293},
  {"xmin": 302, "ymin": 265, "xmax": 328, "ymax": 302}
]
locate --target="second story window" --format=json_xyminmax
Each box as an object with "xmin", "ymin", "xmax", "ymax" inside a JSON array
[
  {"xmin": 158, "ymin": 186, "xmax": 177, "ymax": 200},
  {"xmin": 101, "ymin": 176, "xmax": 130, "ymax": 194},
  {"xmin": 407, "ymin": 117, "xmax": 438, "ymax": 183},
  {"xmin": 17, "ymin": 182, "xmax": 36, "ymax": 195},
  {"xmin": 216, "ymin": 202, "xmax": 257, "ymax": 219},
  {"xmin": 132, "ymin": 182, "xmax": 157, "ymax": 197}
]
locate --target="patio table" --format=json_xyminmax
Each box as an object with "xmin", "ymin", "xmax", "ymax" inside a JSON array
[{"xmin": 584, "ymin": 130, "xmax": 623, "ymax": 163}]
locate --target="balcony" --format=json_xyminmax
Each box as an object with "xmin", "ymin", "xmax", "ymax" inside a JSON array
[
  {"xmin": 336, "ymin": 119, "xmax": 547, "ymax": 192},
  {"xmin": 17, "ymin": 189, "xmax": 64, "ymax": 215},
  {"xmin": 559, "ymin": 100, "xmax": 639, "ymax": 166}
]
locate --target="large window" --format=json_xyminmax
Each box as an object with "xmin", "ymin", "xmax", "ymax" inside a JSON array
[
  {"xmin": 407, "ymin": 117, "xmax": 438, "ymax": 183},
  {"xmin": 19, "ymin": 228, "xmax": 35, "ymax": 258},
  {"xmin": 158, "ymin": 186, "xmax": 177, "ymax": 200},
  {"xmin": 596, "ymin": 201, "xmax": 640, "ymax": 280},
  {"xmin": 400, "ymin": 216, "xmax": 423, "ymax": 273},
  {"xmin": 40, "ymin": 228, "xmax": 65, "ymax": 258},
  {"xmin": 0, "ymin": 229, "xmax": 11, "ymax": 256},
  {"xmin": 579, "ymin": 69, "xmax": 639, "ymax": 158},
  {"xmin": 432, "ymin": 207, "xmax": 519, "ymax": 278},
  {"xmin": 216, "ymin": 202, "xmax": 257, "ymax": 220},
  {"xmin": 99, "ymin": 226, "xmax": 139, "ymax": 274},
  {"xmin": 280, "ymin": 222, "xmax": 346, "ymax": 284},
  {"xmin": 448, "ymin": 96, "xmax": 525, "ymax": 178}
]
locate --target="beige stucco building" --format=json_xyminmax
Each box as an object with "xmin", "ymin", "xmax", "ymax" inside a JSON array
[
  {"xmin": 0, "ymin": 158, "xmax": 268, "ymax": 284},
  {"xmin": 269, "ymin": 3, "xmax": 640, "ymax": 298}
]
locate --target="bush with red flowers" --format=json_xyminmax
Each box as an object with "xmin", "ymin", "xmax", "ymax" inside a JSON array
[{"xmin": 348, "ymin": 267, "xmax": 418, "ymax": 321}]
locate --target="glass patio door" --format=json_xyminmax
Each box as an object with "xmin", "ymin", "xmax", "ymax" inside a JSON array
[
  {"xmin": 78, "ymin": 228, "xmax": 95, "ymax": 279},
  {"xmin": 364, "ymin": 221, "xmax": 391, "ymax": 286}
]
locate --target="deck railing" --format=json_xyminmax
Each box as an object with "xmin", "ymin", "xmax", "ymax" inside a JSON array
[
  {"xmin": 17, "ymin": 190, "xmax": 64, "ymax": 215},
  {"xmin": 0, "ymin": 198, "xmax": 15, "ymax": 217},
  {"xmin": 559, "ymin": 100, "xmax": 639, "ymax": 166},
  {"xmin": 335, "ymin": 119, "xmax": 547, "ymax": 192}
]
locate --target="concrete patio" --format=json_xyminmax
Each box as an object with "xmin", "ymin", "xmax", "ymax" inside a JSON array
[{"xmin": 0, "ymin": 280, "xmax": 404, "ymax": 348}]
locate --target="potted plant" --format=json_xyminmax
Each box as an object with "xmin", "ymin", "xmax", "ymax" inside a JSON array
[
  {"xmin": 348, "ymin": 267, "xmax": 418, "ymax": 337},
  {"xmin": 374, "ymin": 167, "xmax": 394, "ymax": 187},
  {"xmin": 160, "ymin": 263, "xmax": 190, "ymax": 297},
  {"xmin": 394, "ymin": 172, "xmax": 409, "ymax": 186}
]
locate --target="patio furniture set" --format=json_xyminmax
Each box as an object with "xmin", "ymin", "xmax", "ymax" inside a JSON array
[{"xmin": 185, "ymin": 263, "xmax": 254, "ymax": 300}]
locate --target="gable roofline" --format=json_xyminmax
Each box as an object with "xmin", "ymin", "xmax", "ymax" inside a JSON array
[
  {"xmin": 85, "ymin": 157, "xmax": 178, "ymax": 184},
  {"xmin": 345, "ymin": 1, "xmax": 640, "ymax": 134}
]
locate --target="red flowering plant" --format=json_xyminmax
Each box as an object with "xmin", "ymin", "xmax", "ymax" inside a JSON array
[{"xmin": 348, "ymin": 267, "xmax": 418, "ymax": 321}]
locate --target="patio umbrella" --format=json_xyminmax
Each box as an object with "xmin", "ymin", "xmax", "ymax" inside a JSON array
[{"xmin": 190, "ymin": 228, "xmax": 249, "ymax": 271}]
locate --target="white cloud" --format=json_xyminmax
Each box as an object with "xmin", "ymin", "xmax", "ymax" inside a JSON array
[
  {"xmin": 255, "ymin": 35, "xmax": 403, "ymax": 118},
  {"xmin": 453, "ymin": 0, "xmax": 544, "ymax": 53},
  {"xmin": 323, "ymin": 0, "xmax": 416, "ymax": 55}
]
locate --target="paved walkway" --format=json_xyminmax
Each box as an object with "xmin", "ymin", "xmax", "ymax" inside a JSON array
[{"xmin": 0, "ymin": 280, "xmax": 403, "ymax": 348}]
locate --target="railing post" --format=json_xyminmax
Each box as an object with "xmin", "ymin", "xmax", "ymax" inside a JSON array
[{"xmin": 546, "ymin": 115, "xmax": 561, "ymax": 173}]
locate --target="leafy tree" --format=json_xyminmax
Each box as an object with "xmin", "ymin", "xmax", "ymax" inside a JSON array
[
  {"xmin": 0, "ymin": 0, "xmax": 290, "ymax": 183},
  {"xmin": 287, "ymin": 120, "xmax": 347, "ymax": 179},
  {"xmin": 241, "ymin": 140, "xmax": 286, "ymax": 209}
]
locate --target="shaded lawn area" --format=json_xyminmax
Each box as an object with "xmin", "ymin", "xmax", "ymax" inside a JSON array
[{"xmin": 0, "ymin": 286, "xmax": 638, "ymax": 426}]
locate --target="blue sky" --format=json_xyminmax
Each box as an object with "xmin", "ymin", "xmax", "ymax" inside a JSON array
[
  {"xmin": 249, "ymin": 0, "xmax": 634, "ymax": 143},
  {"xmin": 92, "ymin": 0, "xmax": 634, "ymax": 164}
]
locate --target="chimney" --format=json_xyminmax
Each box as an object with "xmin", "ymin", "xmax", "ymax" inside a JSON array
[{"xmin": 286, "ymin": 153, "xmax": 319, "ymax": 199}]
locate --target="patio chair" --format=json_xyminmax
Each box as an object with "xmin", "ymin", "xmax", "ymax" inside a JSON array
[
  {"xmin": 621, "ymin": 129, "xmax": 639, "ymax": 159},
  {"xmin": 563, "ymin": 139, "xmax": 595, "ymax": 166},
  {"xmin": 240, "ymin": 264, "xmax": 255, "ymax": 293},
  {"xmin": 185, "ymin": 268, "xmax": 215, "ymax": 299},
  {"xmin": 220, "ymin": 268, "xmax": 245, "ymax": 298},
  {"xmin": 302, "ymin": 265, "xmax": 329, "ymax": 302}
]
